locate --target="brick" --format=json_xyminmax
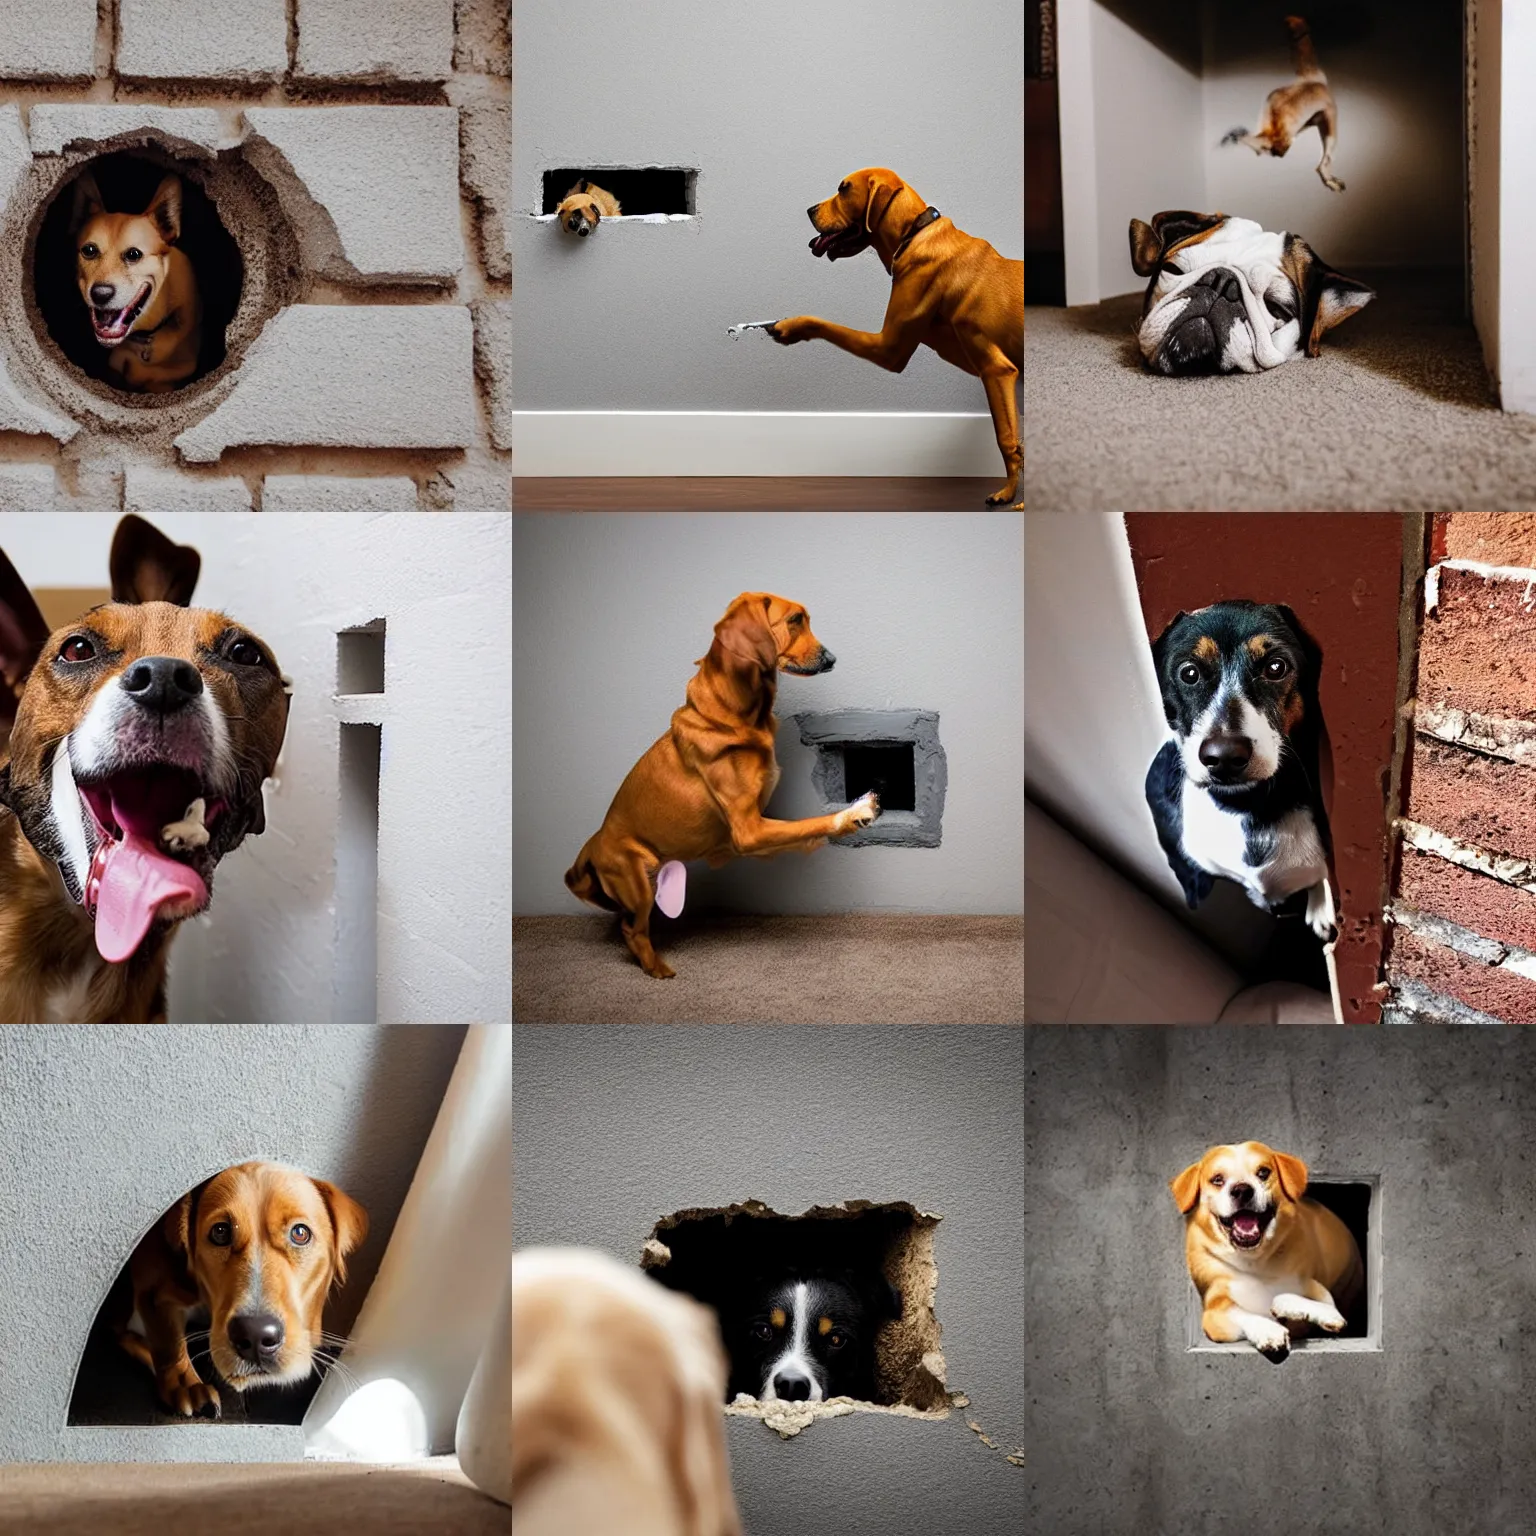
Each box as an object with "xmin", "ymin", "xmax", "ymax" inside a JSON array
[
  {"xmin": 174, "ymin": 305, "xmax": 475, "ymax": 463},
  {"xmin": 0, "ymin": 465, "xmax": 57, "ymax": 513},
  {"xmin": 1419, "ymin": 564, "xmax": 1536, "ymax": 720},
  {"xmin": 1398, "ymin": 847, "xmax": 1536, "ymax": 954},
  {"xmin": 262, "ymin": 475, "xmax": 418, "ymax": 512},
  {"xmin": 453, "ymin": 0, "xmax": 510, "ymax": 76},
  {"xmin": 1389, "ymin": 926, "xmax": 1536, "ymax": 1024},
  {"xmin": 118, "ymin": 0, "xmax": 287, "ymax": 81},
  {"xmin": 1443, "ymin": 512, "xmax": 1536, "ymax": 568},
  {"xmin": 472, "ymin": 299, "xmax": 511, "ymax": 451},
  {"xmin": 243, "ymin": 108, "xmax": 463, "ymax": 281},
  {"xmin": 0, "ymin": 0, "xmax": 97, "ymax": 80},
  {"xmin": 0, "ymin": 106, "xmax": 30, "ymax": 222},
  {"xmin": 459, "ymin": 92, "xmax": 510, "ymax": 281},
  {"xmin": 295, "ymin": 0, "xmax": 454, "ymax": 81},
  {"xmin": 124, "ymin": 466, "xmax": 252, "ymax": 514},
  {"xmin": 1405, "ymin": 736, "xmax": 1536, "ymax": 863},
  {"xmin": 437, "ymin": 462, "xmax": 510, "ymax": 511},
  {"xmin": 28, "ymin": 106, "xmax": 242, "ymax": 156},
  {"xmin": 0, "ymin": 357, "xmax": 79, "ymax": 443}
]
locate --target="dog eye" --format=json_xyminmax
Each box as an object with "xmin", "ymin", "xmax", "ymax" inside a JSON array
[
  {"xmin": 1262, "ymin": 656, "xmax": 1290, "ymax": 680},
  {"xmin": 751, "ymin": 1322, "xmax": 774, "ymax": 1342},
  {"xmin": 1210, "ymin": 1174, "xmax": 1225, "ymax": 1187},
  {"xmin": 290, "ymin": 1223, "xmax": 313, "ymax": 1246},
  {"xmin": 227, "ymin": 637, "xmax": 263, "ymax": 666},
  {"xmin": 839, "ymin": 182, "xmax": 849, "ymax": 194},
  {"xmin": 209, "ymin": 1221, "xmax": 233, "ymax": 1246},
  {"xmin": 827, "ymin": 1330, "xmax": 849, "ymax": 1351},
  {"xmin": 80, "ymin": 242, "xmax": 99, "ymax": 259},
  {"xmin": 1256, "ymin": 1166, "xmax": 1271, "ymax": 1179},
  {"xmin": 1177, "ymin": 662, "xmax": 1200, "ymax": 685},
  {"xmin": 1264, "ymin": 294, "xmax": 1295, "ymax": 322},
  {"xmin": 59, "ymin": 634, "xmax": 96, "ymax": 663},
  {"xmin": 123, "ymin": 247, "xmax": 143, "ymax": 263}
]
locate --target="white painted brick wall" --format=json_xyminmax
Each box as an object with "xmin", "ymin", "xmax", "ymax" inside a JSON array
[
  {"xmin": 118, "ymin": 0, "xmax": 289, "ymax": 82},
  {"xmin": 0, "ymin": 465, "xmax": 58, "ymax": 513},
  {"xmin": 295, "ymin": 0, "xmax": 455, "ymax": 82},
  {"xmin": 28, "ymin": 105, "xmax": 243, "ymax": 155},
  {"xmin": 0, "ymin": 0, "xmax": 97, "ymax": 81},
  {"xmin": 124, "ymin": 466, "xmax": 253, "ymax": 513},
  {"xmin": 0, "ymin": 106, "xmax": 30, "ymax": 220},
  {"xmin": 262, "ymin": 475, "xmax": 419, "ymax": 512},
  {"xmin": 473, "ymin": 299, "xmax": 511, "ymax": 452}
]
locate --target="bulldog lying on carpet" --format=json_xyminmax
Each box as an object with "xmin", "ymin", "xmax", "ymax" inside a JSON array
[{"xmin": 1129, "ymin": 210, "xmax": 1373, "ymax": 376}]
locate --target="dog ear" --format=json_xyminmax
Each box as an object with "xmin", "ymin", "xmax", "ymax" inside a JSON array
[
  {"xmin": 145, "ymin": 174, "xmax": 183, "ymax": 243},
  {"xmin": 1129, "ymin": 210, "xmax": 1225, "ymax": 277},
  {"xmin": 0, "ymin": 547, "xmax": 50, "ymax": 737},
  {"xmin": 110, "ymin": 514, "xmax": 200, "ymax": 606},
  {"xmin": 711, "ymin": 594, "xmax": 779, "ymax": 674},
  {"xmin": 1269, "ymin": 604, "xmax": 1323, "ymax": 685},
  {"xmin": 1170, "ymin": 1160, "xmax": 1204, "ymax": 1213},
  {"xmin": 1305, "ymin": 266, "xmax": 1374, "ymax": 357},
  {"xmin": 1271, "ymin": 1151, "xmax": 1309, "ymax": 1201},
  {"xmin": 313, "ymin": 1179, "xmax": 369, "ymax": 1286},
  {"xmin": 162, "ymin": 1191, "xmax": 194, "ymax": 1256},
  {"xmin": 864, "ymin": 169, "xmax": 904, "ymax": 238},
  {"xmin": 575, "ymin": 178, "xmax": 590, "ymax": 193},
  {"xmin": 71, "ymin": 171, "xmax": 106, "ymax": 232},
  {"xmin": 1149, "ymin": 610, "xmax": 1190, "ymax": 675}
]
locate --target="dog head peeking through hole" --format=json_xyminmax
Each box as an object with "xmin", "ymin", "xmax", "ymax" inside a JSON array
[{"xmin": 557, "ymin": 178, "xmax": 621, "ymax": 237}]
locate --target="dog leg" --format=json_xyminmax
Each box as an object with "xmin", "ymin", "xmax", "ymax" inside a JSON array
[
  {"xmin": 161, "ymin": 797, "xmax": 210, "ymax": 853},
  {"xmin": 980, "ymin": 369, "xmax": 1021, "ymax": 507},
  {"xmin": 136, "ymin": 1298, "xmax": 221, "ymax": 1418},
  {"xmin": 596, "ymin": 848, "xmax": 675, "ymax": 979},
  {"xmin": 720, "ymin": 793, "xmax": 880, "ymax": 857},
  {"xmin": 767, "ymin": 316, "xmax": 923, "ymax": 373},
  {"xmin": 1312, "ymin": 105, "xmax": 1345, "ymax": 192},
  {"xmin": 1271, "ymin": 1283, "xmax": 1347, "ymax": 1334},
  {"xmin": 1304, "ymin": 878, "xmax": 1336, "ymax": 941},
  {"xmin": 1203, "ymin": 1300, "xmax": 1291, "ymax": 1363}
]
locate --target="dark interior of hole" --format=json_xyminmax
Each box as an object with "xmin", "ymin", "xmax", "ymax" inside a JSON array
[
  {"xmin": 649, "ymin": 1209, "xmax": 913, "ymax": 1405},
  {"xmin": 541, "ymin": 167, "xmax": 694, "ymax": 216},
  {"xmin": 840, "ymin": 742, "xmax": 917, "ymax": 812},
  {"xmin": 1303, "ymin": 1182, "xmax": 1370, "ymax": 1338},
  {"xmin": 35, "ymin": 154, "xmax": 244, "ymax": 393}
]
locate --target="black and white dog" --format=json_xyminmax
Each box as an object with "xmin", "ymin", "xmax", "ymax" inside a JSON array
[
  {"xmin": 725, "ymin": 1271, "xmax": 899, "ymax": 1404},
  {"xmin": 1145, "ymin": 601, "xmax": 1334, "ymax": 939}
]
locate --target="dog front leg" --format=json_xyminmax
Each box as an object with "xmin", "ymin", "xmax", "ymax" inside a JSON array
[
  {"xmin": 981, "ymin": 369, "xmax": 1021, "ymax": 507},
  {"xmin": 137, "ymin": 1295, "xmax": 221, "ymax": 1418},
  {"xmin": 1271, "ymin": 1279, "xmax": 1347, "ymax": 1333},
  {"xmin": 767, "ymin": 316, "xmax": 923, "ymax": 373},
  {"xmin": 1313, "ymin": 108, "xmax": 1345, "ymax": 192},
  {"xmin": 1202, "ymin": 1298, "xmax": 1292, "ymax": 1363}
]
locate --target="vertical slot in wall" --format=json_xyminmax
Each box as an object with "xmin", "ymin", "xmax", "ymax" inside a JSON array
[{"xmin": 335, "ymin": 723, "xmax": 381, "ymax": 1023}]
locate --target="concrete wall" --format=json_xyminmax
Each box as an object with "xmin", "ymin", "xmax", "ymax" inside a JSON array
[
  {"xmin": 0, "ymin": 513, "xmax": 512, "ymax": 1023},
  {"xmin": 510, "ymin": 0, "xmax": 1022, "ymax": 412},
  {"xmin": 0, "ymin": 1023, "xmax": 466, "ymax": 1462},
  {"xmin": 512, "ymin": 512, "xmax": 1023, "ymax": 916},
  {"xmin": 512, "ymin": 1024, "xmax": 1025, "ymax": 1536},
  {"xmin": 1026, "ymin": 1026, "xmax": 1536, "ymax": 1535}
]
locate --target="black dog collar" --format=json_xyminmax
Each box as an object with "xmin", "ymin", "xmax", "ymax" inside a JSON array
[{"xmin": 892, "ymin": 207, "xmax": 941, "ymax": 262}]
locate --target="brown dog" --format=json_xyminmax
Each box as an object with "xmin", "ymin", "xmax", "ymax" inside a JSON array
[
  {"xmin": 557, "ymin": 177, "xmax": 621, "ymax": 237},
  {"xmin": 564, "ymin": 592, "xmax": 879, "ymax": 978},
  {"xmin": 1221, "ymin": 16, "xmax": 1345, "ymax": 193},
  {"xmin": 0, "ymin": 515, "xmax": 289, "ymax": 1023},
  {"xmin": 73, "ymin": 171, "xmax": 203, "ymax": 391},
  {"xmin": 769, "ymin": 167, "xmax": 1024, "ymax": 507},
  {"xmin": 113, "ymin": 1161, "xmax": 368, "ymax": 1418}
]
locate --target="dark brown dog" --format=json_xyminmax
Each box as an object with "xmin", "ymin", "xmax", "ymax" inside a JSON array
[
  {"xmin": 769, "ymin": 167, "xmax": 1024, "ymax": 507},
  {"xmin": 564, "ymin": 592, "xmax": 880, "ymax": 978}
]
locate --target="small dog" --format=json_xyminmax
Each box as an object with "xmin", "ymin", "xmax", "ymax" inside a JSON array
[
  {"xmin": 723, "ymin": 1270, "xmax": 900, "ymax": 1405},
  {"xmin": 1145, "ymin": 601, "xmax": 1333, "ymax": 939},
  {"xmin": 112, "ymin": 1161, "xmax": 367, "ymax": 1418},
  {"xmin": 1222, "ymin": 16, "xmax": 1345, "ymax": 193},
  {"xmin": 0, "ymin": 514, "xmax": 289, "ymax": 1023},
  {"xmin": 556, "ymin": 177, "xmax": 621, "ymax": 237},
  {"xmin": 1129, "ymin": 210, "xmax": 1373, "ymax": 375},
  {"xmin": 1171, "ymin": 1141, "xmax": 1363, "ymax": 1364},
  {"xmin": 73, "ymin": 171, "xmax": 203, "ymax": 391}
]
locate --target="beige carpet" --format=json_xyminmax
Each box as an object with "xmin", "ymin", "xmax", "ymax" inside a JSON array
[
  {"xmin": 513, "ymin": 914, "xmax": 1024, "ymax": 1024},
  {"xmin": 1024, "ymin": 268, "xmax": 1536, "ymax": 511},
  {"xmin": 0, "ymin": 1459, "xmax": 505, "ymax": 1536}
]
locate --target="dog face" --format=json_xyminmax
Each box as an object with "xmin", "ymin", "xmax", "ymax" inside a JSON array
[
  {"xmin": 1151, "ymin": 601, "xmax": 1317, "ymax": 790},
  {"xmin": 805, "ymin": 167, "xmax": 924, "ymax": 262},
  {"xmin": 73, "ymin": 172, "xmax": 183, "ymax": 349},
  {"xmin": 1129, "ymin": 211, "xmax": 1373, "ymax": 375},
  {"xmin": 710, "ymin": 591, "xmax": 835, "ymax": 677},
  {"xmin": 1171, "ymin": 1141, "xmax": 1309, "ymax": 1257},
  {"xmin": 169, "ymin": 1162, "xmax": 367, "ymax": 1391}
]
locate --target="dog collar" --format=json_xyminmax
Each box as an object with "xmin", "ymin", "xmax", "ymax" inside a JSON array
[{"xmin": 892, "ymin": 206, "xmax": 941, "ymax": 262}]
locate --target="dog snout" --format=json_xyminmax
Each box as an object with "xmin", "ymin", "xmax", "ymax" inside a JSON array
[
  {"xmin": 1228, "ymin": 1182, "xmax": 1254, "ymax": 1206},
  {"xmin": 227, "ymin": 1311, "xmax": 285, "ymax": 1363},
  {"xmin": 817, "ymin": 646, "xmax": 835, "ymax": 672},
  {"xmin": 1198, "ymin": 733, "xmax": 1252, "ymax": 781},
  {"xmin": 772, "ymin": 1369, "xmax": 813, "ymax": 1402},
  {"xmin": 120, "ymin": 655, "xmax": 204, "ymax": 715},
  {"xmin": 89, "ymin": 282, "xmax": 117, "ymax": 306}
]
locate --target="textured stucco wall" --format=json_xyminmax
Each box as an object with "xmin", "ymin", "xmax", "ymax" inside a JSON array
[
  {"xmin": 512, "ymin": 511, "xmax": 1024, "ymax": 915},
  {"xmin": 510, "ymin": 0, "xmax": 1022, "ymax": 410},
  {"xmin": 0, "ymin": 512, "xmax": 512, "ymax": 1022},
  {"xmin": 0, "ymin": 1024, "xmax": 466, "ymax": 1463},
  {"xmin": 512, "ymin": 1024, "xmax": 1026, "ymax": 1536},
  {"xmin": 1026, "ymin": 1027, "xmax": 1536, "ymax": 1535}
]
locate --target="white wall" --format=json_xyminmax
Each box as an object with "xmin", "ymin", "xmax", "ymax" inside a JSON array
[
  {"xmin": 1497, "ymin": 2, "xmax": 1536, "ymax": 412},
  {"xmin": 1470, "ymin": 0, "xmax": 1500, "ymax": 381},
  {"xmin": 513, "ymin": 512, "xmax": 1023, "ymax": 916},
  {"xmin": 0, "ymin": 513, "xmax": 511, "ymax": 1023}
]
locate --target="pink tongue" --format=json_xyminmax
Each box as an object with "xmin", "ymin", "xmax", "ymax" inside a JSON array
[
  {"xmin": 655, "ymin": 860, "xmax": 686, "ymax": 919},
  {"xmin": 92, "ymin": 830, "xmax": 207, "ymax": 964}
]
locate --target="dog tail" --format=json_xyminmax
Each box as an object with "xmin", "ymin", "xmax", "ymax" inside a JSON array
[
  {"xmin": 564, "ymin": 842, "xmax": 620, "ymax": 911},
  {"xmin": 1286, "ymin": 15, "xmax": 1323, "ymax": 78}
]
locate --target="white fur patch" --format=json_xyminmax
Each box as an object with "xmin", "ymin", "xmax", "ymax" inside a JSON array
[
  {"xmin": 48, "ymin": 737, "xmax": 91, "ymax": 898},
  {"xmin": 762, "ymin": 1282, "xmax": 825, "ymax": 1403}
]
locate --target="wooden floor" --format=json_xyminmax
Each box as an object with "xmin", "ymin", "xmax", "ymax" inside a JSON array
[{"xmin": 512, "ymin": 476, "xmax": 1002, "ymax": 510}]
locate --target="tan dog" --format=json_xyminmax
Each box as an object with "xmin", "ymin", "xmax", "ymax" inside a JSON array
[
  {"xmin": 557, "ymin": 177, "xmax": 621, "ymax": 237},
  {"xmin": 113, "ymin": 1161, "xmax": 368, "ymax": 1419},
  {"xmin": 73, "ymin": 171, "xmax": 203, "ymax": 391},
  {"xmin": 1222, "ymin": 16, "xmax": 1345, "ymax": 193},
  {"xmin": 512, "ymin": 1248, "xmax": 743, "ymax": 1536},
  {"xmin": 770, "ymin": 167, "xmax": 1024, "ymax": 507},
  {"xmin": 1171, "ymin": 1141, "xmax": 1362, "ymax": 1364}
]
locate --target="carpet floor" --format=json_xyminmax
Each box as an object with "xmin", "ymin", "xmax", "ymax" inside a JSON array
[
  {"xmin": 1024, "ymin": 268, "xmax": 1536, "ymax": 511},
  {"xmin": 512, "ymin": 913, "xmax": 1024, "ymax": 1024},
  {"xmin": 0, "ymin": 1459, "xmax": 505, "ymax": 1536}
]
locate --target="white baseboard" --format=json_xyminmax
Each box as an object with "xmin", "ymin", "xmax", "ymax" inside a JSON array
[{"xmin": 511, "ymin": 410, "xmax": 998, "ymax": 476}]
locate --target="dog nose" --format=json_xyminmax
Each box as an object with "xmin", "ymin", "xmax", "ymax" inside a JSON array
[
  {"xmin": 89, "ymin": 283, "xmax": 116, "ymax": 306},
  {"xmin": 818, "ymin": 647, "xmax": 835, "ymax": 671},
  {"xmin": 227, "ymin": 1312, "xmax": 285, "ymax": 1362},
  {"xmin": 1229, "ymin": 1183, "xmax": 1254, "ymax": 1205},
  {"xmin": 773, "ymin": 1370, "xmax": 813, "ymax": 1402},
  {"xmin": 807, "ymin": 205, "xmax": 819, "ymax": 219},
  {"xmin": 1198, "ymin": 733, "xmax": 1252, "ymax": 778},
  {"xmin": 120, "ymin": 655, "xmax": 203, "ymax": 715}
]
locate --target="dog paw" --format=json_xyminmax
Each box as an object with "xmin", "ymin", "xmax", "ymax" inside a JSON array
[
  {"xmin": 985, "ymin": 486, "xmax": 1020, "ymax": 507},
  {"xmin": 644, "ymin": 959, "xmax": 676, "ymax": 980},
  {"xmin": 161, "ymin": 797, "xmax": 211, "ymax": 853},
  {"xmin": 767, "ymin": 318, "xmax": 806, "ymax": 345},
  {"xmin": 838, "ymin": 791, "xmax": 880, "ymax": 832},
  {"xmin": 1305, "ymin": 880, "xmax": 1336, "ymax": 941},
  {"xmin": 1251, "ymin": 1319, "xmax": 1291, "ymax": 1362},
  {"xmin": 1322, "ymin": 176, "xmax": 1346, "ymax": 193},
  {"xmin": 158, "ymin": 1367, "xmax": 221, "ymax": 1419}
]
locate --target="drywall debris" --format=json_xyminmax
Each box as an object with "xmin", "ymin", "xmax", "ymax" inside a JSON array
[{"xmin": 639, "ymin": 1236, "xmax": 671, "ymax": 1270}]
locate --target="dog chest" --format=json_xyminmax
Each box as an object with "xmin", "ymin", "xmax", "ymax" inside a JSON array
[{"xmin": 1180, "ymin": 782, "xmax": 1326, "ymax": 905}]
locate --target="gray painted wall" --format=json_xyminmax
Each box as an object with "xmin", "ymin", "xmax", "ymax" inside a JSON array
[
  {"xmin": 512, "ymin": 512, "xmax": 1024, "ymax": 915},
  {"xmin": 0, "ymin": 1024, "xmax": 465, "ymax": 1462},
  {"xmin": 1026, "ymin": 1027, "xmax": 1536, "ymax": 1535},
  {"xmin": 510, "ymin": 0, "xmax": 1023, "ymax": 410},
  {"xmin": 512, "ymin": 1025, "xmax": 1025, "ymax": 1536}
]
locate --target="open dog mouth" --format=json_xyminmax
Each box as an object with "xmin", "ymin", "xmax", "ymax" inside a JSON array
[
  {"xmin": 90, "ymin": 282, "xmax": 152, "ymax": 346},
  {"xmin": 1219, "ymin": 1207, "xmax": 1274, "ymax": 1250},
  {"xmin": 808, "ymin": 225, "xmax": 870, "ymax": 261}
]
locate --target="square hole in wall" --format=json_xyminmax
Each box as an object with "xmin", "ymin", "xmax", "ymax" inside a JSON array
[
  {"xmin": 336, "ymin": 619, "xmax": 385, "ymax": 695},
  {"xmin": 541, "ymin": 167, "xmax": 697, "ymax": 216},
  {"xmin": 643, "ymin": 1200, "xmax": 950, "ymax": 1421},
  {"xmin": 1186, "ymin": 1177, "xmax": 1381, "ymax": 1354},
  {"xmin": 792, "ymin": 709, "xmax": 947, "ymax": 848}
]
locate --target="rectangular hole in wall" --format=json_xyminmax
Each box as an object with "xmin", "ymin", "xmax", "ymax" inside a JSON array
[
  {"xmin": 840, "ymin": 742, "xmax": 917, "ymax": 813},
  {"xmin": 1187, "ymin": 1177, "xmax": 1380, "ymax": 1353},
  {"xmin": 541, "ymin": 167, "xmax": 697, "ymax": 216},
  {"xmin": 643, "ymin": 1201, "xmax": 950, "ymax": 1419},
  {"xmin": 337, "ymin": 619, "xmax": 385, "ymax": 695},
  {"xmin": 335, "ymin": 723, "xmax": 380, "ymax": 1025}
]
